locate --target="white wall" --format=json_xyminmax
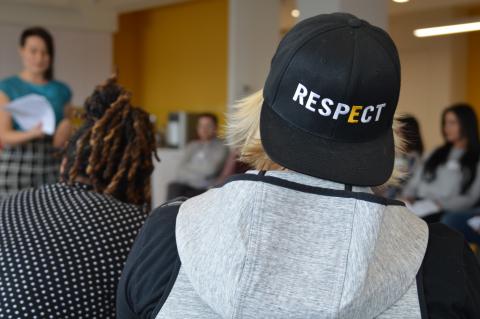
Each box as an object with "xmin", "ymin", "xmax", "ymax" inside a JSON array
[
  {"xmin": 297, "ymin": 0, "xmax": 387, "ymax": 29},
  {"xmin": 390, "ymin": 8, "xmax": 468, "ymax": 152},
  {"xmin": 227, "ymin": 0, "xmax": 388, "ymax": 109},
  {"xmin": 0, "ymin": 24, "xmax": 113, "ymax": 106},
  {"xmin": 227, "ymin": 0, "xmax": 281, "ymax": 107}
]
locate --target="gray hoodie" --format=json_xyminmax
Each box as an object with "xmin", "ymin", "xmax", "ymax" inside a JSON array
[{"xmin": 155, "ymin": 170, "xmax": 428, "ymax": 318}]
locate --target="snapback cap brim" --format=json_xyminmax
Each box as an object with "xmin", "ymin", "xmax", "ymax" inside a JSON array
[{"xmin": 260, "ymin": 102, "xmax": 395, "ymax": 187}]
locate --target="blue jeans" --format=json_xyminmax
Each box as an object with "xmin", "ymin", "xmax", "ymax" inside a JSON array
[{"xmin": 441, "ymin": 210, "xmax": 480, "ymax": 245}]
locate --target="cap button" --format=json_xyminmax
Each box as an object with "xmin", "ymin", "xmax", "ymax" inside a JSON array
[{"xmin": 348, "ymin": 18, "xmax": 362, "ymax": 28}]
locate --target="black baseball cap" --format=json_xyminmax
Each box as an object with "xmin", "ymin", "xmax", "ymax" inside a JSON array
[{"xmin": 260, "ymin": 13, "xmax": 401, "ymax": 186}]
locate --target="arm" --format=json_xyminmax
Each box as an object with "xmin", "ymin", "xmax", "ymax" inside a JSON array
[
  {"xmin": 0, "ymin": 92, "xmax": 44, "ymax": 146},
  {"xmin": 53, "ymin": 113, "xmax": 74, "ymax": 148},
  {"xmin": 463, "ymin": 242, "xmax": 480, "ymax": 317},
  {"xmin": 215, "ymin": 149, "xmax": 237, "ymax": 184},
  {"xmin": 116, "ymin": 204, "xmax": 181, "ymax": 319},
  {"xmin": 423, "ymin": 223, "xmax": 480, "ymax": 318},
  {"xmin": 52, "ymin": 86, "xmax": 75, "ymax": 148},
  {"xmin": 53, "ymin": 118, "xmax": 73, "ymax": 148},
  {"xmin": 400, "ymin": 160, "xmax": 424, "ymax": 201},
  {"xmin": 435, "ymin": 163, "xmax": 480, "ymax": 211},
  {"xmin": 214, "ymin": 144, "xmax": 231, "ymax": 178}
]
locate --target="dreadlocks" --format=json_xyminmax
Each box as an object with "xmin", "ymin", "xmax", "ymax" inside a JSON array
[{"xmin": 61, "ymin": 77, "xmax": 158, "ymax": 207}]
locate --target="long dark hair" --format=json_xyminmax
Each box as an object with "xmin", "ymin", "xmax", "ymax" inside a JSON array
[
  {"xmin": 20, "ymin": 27, "xmax": 54, "ymax": 81},
  {"xmin": 61, "ymin": 77, "xmax": 159, "ymax": 207},
  {"xmin": 423, "ymin": 103, "xmax": 480, "ymax": 193},
  {"xmin": 398, "ymin": 115, "xmax": 424, "ymax": 155}
]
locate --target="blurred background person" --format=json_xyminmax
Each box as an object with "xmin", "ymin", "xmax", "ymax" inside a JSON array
[
  {"xmin": 0, "ymin": 77, "xmax": 158, "ymax": 318},
  {"xmin": 214, "ymin": 148, "xmax": 251, "ymax": 185},
  {"xmin": 0, "ymin": 26, "xmax": 73, "ymax": 199},
  {"xmin": 166, "ymin": 112, "xmax": 229, "ymax": 199},
  {"xmin": 382, "ymin": 114, "xmax": 424, "ymax": 199},
  {"xmin": 402, "ymin": 103, "xmax": 480, "ymax": 223}
]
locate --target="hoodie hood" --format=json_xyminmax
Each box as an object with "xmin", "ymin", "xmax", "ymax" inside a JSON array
[{"xmin": 173, "ymin": 171, "xmax": 428, "ymax": 318}]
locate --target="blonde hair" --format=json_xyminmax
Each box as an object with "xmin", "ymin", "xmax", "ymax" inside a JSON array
[{"xmin": 227, "ymin": 90, "xmax": 407, "ymax": 188}]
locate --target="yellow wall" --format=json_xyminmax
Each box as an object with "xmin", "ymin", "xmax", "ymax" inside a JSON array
[
  {"xmin": 468, "ymin": 32, "xmax": 480, "ymax": 112},
  {"xmin": 467, "ymin": 8, "xmax": 480, "ymax": 114},
  {"xmin": 114, "ymin": 12, "xmax": 143, "ymax": 105},
  {"xmin": 114, "ymin": 0, "xmax": 228, "ymax": 128}
]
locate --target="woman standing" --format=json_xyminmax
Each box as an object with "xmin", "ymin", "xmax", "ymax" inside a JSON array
[{"xmin": 0, "ymin": 27, "xmax": 73, "ymax": 198}]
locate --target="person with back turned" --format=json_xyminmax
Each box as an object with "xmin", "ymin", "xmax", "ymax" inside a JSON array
[{"xmin": 117, "ymin": 13, "xmax": 480, "ymax": 319}]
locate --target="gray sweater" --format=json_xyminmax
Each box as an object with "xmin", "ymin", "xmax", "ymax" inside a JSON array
[
  {"xmin": 175, "ymin": 138, "xmax": 229, "ymax": 189},
  {"xmin": 402, "ymin": 148, "xmax": 480, "ymax": 211}
]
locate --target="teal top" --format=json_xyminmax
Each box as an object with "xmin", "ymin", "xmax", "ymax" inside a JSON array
[{"xmin": 0, "ymin": 75, "xmax": 72, "ymax": 131}]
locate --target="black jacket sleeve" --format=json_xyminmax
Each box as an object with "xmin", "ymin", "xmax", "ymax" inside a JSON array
[
  {"xmin": 463, "ymin": 239, "xmax": 480, "ymax": 318},
  {"xmin": 116, "ymin": 203, "xmax": 181, "ymax": 319},
  {"xmin": 422, "ymin": 223, "xmax": 480, "ymax": 318}
]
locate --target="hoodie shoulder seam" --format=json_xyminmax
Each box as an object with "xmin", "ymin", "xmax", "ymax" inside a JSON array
[
  {"xmin": 215, "ymin": 174, "xmax": 405, "ymax": 207},
  {"xmin": 336, "ymin": 198, "xmax": 358, "ymax": 313},
  {"xmin": 231, "ymin": 182, "xmax": 266, "ymax": 319}
]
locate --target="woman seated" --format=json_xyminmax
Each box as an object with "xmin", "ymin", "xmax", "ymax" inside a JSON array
[
  {"xmin": 0, "ymin": 77, "xmax": 158, "ymax": 318},
  {"xmin": 402, "ymin": 103, "xmax": 480, "ymax": 223}
]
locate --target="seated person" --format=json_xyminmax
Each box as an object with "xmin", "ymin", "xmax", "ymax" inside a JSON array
[
  {"xmin": 402, "ymin": 104, "xmax": 480, "ymax": 223},
  {"xmin": 117, "ymin": 13, "xmax": 480, "ymax": 319},
  {"xmin": 381, "ymin": 115, "xmax": 424, "ymax": 199},
  {"xmin": 0, "ymin": 77, "xmax": 158, "ymax": 318},
  {"xmin": 214, "ymin": 148, "xmax": 252, "ymax": 185},
  {"xmin": 167, "ymin": 113, "xmax": 228, "ymax": 199}
]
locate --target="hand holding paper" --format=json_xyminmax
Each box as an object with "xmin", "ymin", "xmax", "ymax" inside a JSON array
[
  {"xmin": 467, "ymin": 216, "xmax": 480, "ymax": 233},
  {"xmin": 4, "ymin": 94, "xmax": 56, "ymax": 135}
]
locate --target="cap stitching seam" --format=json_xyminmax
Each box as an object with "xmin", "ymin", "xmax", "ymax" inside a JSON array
[
  {"xmin": 270, "ymin": 24, "xmax": 348, "ymax": 105},
  {"xmin": 364, "ymin": 26, "xmax": 401, "ymax": 81},
  {"xmin": 332, "ymin": 28, "xmax": 358, "ymax": 138},
  {"xmin": 362, "ymin": 27, "xmax": 400, "ymax": 128}
]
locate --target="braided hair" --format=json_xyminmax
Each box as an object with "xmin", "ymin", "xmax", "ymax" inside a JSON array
[{"xmin": 61, "ymin": 77, "xmax": 159, "ymax": 207}]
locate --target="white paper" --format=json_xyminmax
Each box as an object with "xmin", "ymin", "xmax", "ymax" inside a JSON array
[
  {"xmin": 4, "ymin": 94, "xmax": 56, "ymax": 135},
  {"xmin": 467, "ymin": 216, "xmax": 480, "ymax": 231},
  {"xmin": 406, "ymin": 199, "xmax": 440, "ymax": 218}
]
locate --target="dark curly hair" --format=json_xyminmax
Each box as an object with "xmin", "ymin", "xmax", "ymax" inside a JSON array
[{"xmin": 61, "ymin": 77, "xmax": 159, "ymax": 207}]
